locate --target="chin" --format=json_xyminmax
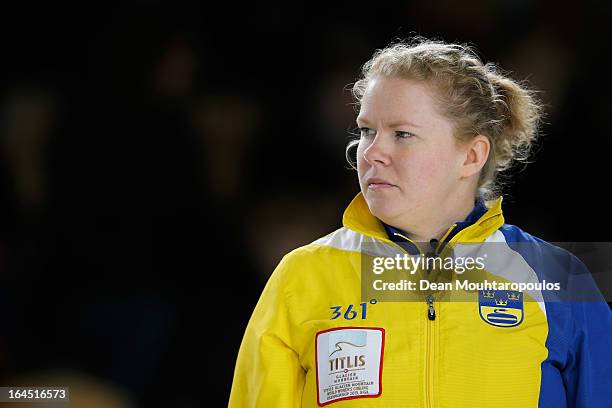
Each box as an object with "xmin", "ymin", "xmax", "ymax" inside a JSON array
[{"xmin": 364, "ymin": 197, "xmax": 402, "ymax": 224}]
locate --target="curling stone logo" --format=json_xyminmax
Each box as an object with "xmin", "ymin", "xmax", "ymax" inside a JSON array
[{"xmin": 479, "ymin": 290, "xmax": 524, "ymax": 327}]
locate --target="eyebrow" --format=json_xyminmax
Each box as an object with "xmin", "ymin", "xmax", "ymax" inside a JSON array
[{"xmin": 356, "ymin": 117, "xmax": 422, "ymax": 128}]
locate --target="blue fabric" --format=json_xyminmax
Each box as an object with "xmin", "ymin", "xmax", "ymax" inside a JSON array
[{"xmin": 499, "ymin": 224, "xmax": 612, "ymax": 408}]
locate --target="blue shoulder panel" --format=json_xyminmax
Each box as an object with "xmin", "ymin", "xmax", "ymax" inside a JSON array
[{"xmin": 499, "ymin": 224, "xmax": 612, "ymax": 408}]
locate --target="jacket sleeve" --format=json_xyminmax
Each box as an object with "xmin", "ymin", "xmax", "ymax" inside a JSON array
[
  {"xmin": 561, "ymin": 256, "xmax": 612, "ymax": 408},
  {"xmin": 228, "ymin": 255, "xmax": 306, "ymax": 407}
]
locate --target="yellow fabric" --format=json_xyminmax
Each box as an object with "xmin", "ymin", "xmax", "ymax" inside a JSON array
[{"xmin": 229, "ymin": 193, "xmax": 548, "ymax": 407}]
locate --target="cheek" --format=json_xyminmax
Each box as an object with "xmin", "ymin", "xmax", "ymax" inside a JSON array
[
  {"xmin": 398, "ymin": 148, "xmax": 457, "ymax": 184},
  {"xmin": 423, "ymin": 147, "xmax": 464, "ymax": 186}
]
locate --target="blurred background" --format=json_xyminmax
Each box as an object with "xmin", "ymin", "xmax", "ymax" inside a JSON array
[{"xmin": 1, "ymin": 1, "xmax": 611, "ymax": 406}]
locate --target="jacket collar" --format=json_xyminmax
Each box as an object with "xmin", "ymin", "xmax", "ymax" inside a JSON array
[{"xmin": 342, "ymin": 192, "xmax": 505, "ymax": 249}]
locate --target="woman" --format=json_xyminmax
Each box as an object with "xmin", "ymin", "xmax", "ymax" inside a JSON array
[{"xmin": 229, "ymin": 38, "xmax": 612, "ymax": 407}]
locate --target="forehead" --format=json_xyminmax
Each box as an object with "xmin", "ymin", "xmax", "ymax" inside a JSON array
[{"xmin": 357, "ymin": 76, "xmax": 442, "ymax": 124}]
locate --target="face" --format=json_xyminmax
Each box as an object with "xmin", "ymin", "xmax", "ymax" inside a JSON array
[{"xmin": 356, "ymin": 76, "xmax": 468, "ymax": 228}]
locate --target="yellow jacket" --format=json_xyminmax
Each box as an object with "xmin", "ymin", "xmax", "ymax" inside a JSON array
[{"xmin": 229, "ymin": 193, "xmax": 612, "ymax": 407}]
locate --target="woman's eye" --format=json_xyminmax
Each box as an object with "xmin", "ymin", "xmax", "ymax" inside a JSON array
[
  {"xmin": 359, "ymin": 127, "xmax": 376, "ymax": 138},
  {"xmin": 395, "ymin": 131, "xmax": 415, "ymax": 139}
]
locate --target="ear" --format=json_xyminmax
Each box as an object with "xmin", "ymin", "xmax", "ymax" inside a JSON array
[{"xmin": 461, "ymin": 135, "xmax": 490, "ymax": 178}]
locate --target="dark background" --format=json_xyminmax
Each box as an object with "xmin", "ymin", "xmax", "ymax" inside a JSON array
[{"xmin": 1, "ymin": 1, "xmax": 611, "ymax": 407}]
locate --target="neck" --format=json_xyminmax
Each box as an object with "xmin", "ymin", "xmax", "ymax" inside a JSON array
[{"xmin": 390, "ymin": 192, "xmax": 477, "ymax": 243}]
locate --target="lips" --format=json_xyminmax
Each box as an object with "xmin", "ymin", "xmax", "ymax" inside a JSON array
[{"xmin": 366, "ymin": 177, "xmax": 397, "ymax": 190}]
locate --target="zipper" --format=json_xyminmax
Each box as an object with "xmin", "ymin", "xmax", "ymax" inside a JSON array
[
  {"xmin": 427, "ymin": 294, "xmax": 436, "ymax": 320},
  {"xmin": 385, "ymin": 233, "xmax": 437, "ymax": 408},
  {"xmin": 425, "ymin": 294, "xmax": 436, "ymax": 408},
  {"xmin": 374, "ymin": 222, "xmax": 483, "ymax": 408},
  {"xmin": 391, "ymin": 231, "xmax": 439, "ymax": 408}
]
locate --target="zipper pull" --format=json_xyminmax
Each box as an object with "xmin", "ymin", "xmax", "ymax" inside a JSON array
[{"xmin": 427, "ymin": 294, "xmax": 436, "ymax": 320}]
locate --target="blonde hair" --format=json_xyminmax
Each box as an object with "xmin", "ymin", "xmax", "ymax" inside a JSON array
[{"xmin": 347, "ymin": 37, "xmax": 545, "ymax": 201}]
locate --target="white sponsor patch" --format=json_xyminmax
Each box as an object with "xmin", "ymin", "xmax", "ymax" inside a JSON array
[{"xmin": 315, "ymin": 327, "xmax": 385, "ymax": 406}]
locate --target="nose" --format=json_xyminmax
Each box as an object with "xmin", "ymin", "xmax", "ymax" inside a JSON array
[{"xmin": 362, "ymin": 133, "xmax": 391, "ymax": 166}]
